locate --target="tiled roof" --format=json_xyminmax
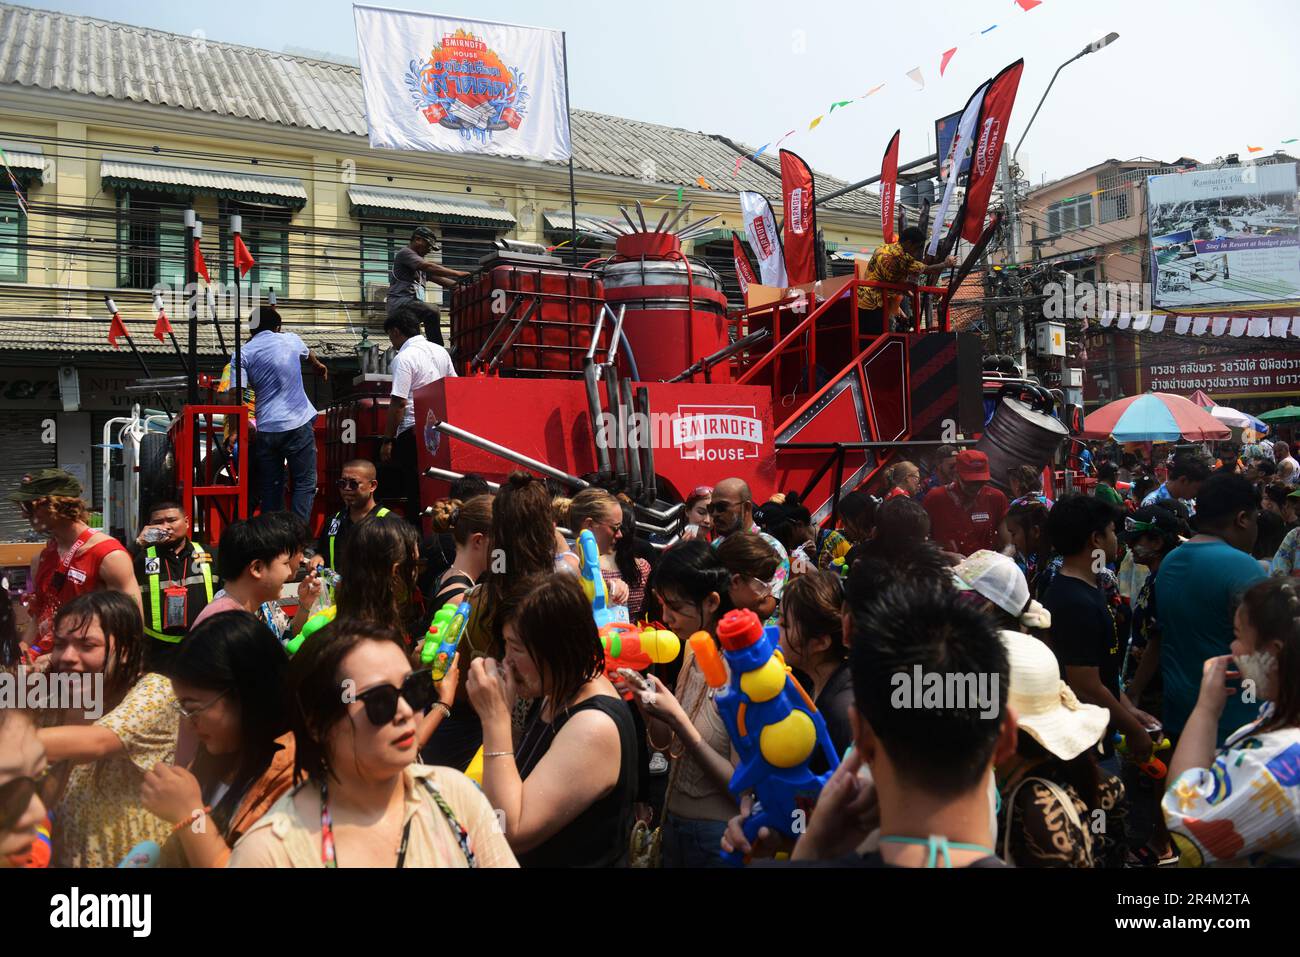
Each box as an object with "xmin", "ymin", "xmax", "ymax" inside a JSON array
[
  {"xmin": 0, "ymin": 3, "xmax": 878, "ymax": 218},
  {"xmin": 0, "ymin": 316, "xmax": 378, "ymax": 357}
]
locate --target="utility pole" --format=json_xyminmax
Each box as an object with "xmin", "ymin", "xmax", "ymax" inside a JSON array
[{"xmin": 999, "ymin": 148, "xmax": 1028, "ymax": 375}]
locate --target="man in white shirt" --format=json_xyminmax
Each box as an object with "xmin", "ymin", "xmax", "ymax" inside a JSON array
[{"xmin": 380, "ymin": 303, "xmax": 457, "ymax": 521}]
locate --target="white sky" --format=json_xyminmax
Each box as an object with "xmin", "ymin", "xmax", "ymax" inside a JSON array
[{"xmin": 17, "ymin": 0, "xmax": 1300, "ymax": 187}]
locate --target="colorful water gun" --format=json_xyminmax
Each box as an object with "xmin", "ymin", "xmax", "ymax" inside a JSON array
[
  {"xmin": 599, "ymin": 622, "xmax": 681, "ymax": 699},
  {"xmin": 691, "ymin": 608, "xmax": 840, "ymax": 866},
  {"xmin": 420, "ymin": 599, "xmax": 470, "ymax": 680},
  {"xmin": 116, "ymin": 840, "xmax": 161, "ymax": 868},
  {"xmin": 19, "ymin": 815, "xmax": 51, "ymax": 868},
  {"xmin": 1114, "ymin": 731, "xmax": 1173, "ymax": 779},
  {"xmin": 285, "ymin": 605, "xmax": 336, "ymax": 656},
  {"xmin": 465, "ymin": 746, "xmax": 485, "ymax": 787},
  {"xmin": 577, "ymin": 528, "xmax": 628, "ymax": 628}
]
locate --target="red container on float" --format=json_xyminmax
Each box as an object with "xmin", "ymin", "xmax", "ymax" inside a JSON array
[
  {"xmin": 602, "ymin": 237, "xmax": 731, "ymax": 384},
  {"xmin": 450, "ymin": 254, "xmax": 606, "ymax": 375},
  {"xmin": 321, "ymin": 378, "xmax": 403, "ymax": 518}
]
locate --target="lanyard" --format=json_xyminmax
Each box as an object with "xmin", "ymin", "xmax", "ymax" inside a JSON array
[
  {"xmin": 56, "ymin": 528, "xmax": 96, "ymax": 577},
  {"xmin": 318, "ymin": 777, "xmax": 474, "ymax": 868},
  {"xmin": 878, "ymin": 835, "xmax": 996, "ymax": 868}
]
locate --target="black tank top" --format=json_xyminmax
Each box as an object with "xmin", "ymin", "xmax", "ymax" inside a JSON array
[{"xmin": 514, "ymin": 694, "xmax": 637, "ymax": 868}]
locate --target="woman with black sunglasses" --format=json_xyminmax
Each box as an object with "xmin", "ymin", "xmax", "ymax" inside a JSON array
[
  {"xmin": 139, "ymin": 611, "xmax": 296, "ymax": 867},
  {"xmin": 229, "ymin": 620, "xmax": 515, "ymax": 867},
  {"xmin": 0, "ymin": 709, "xmax": 57, "ymax": 867}
]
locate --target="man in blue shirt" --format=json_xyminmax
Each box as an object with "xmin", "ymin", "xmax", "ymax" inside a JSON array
[
  {"xmin": 1141, "ymin": 451, "xmax": 1211, "ymax": 518},
  {"xmin": 1154, "ymin": 472, "xmax": 1264, "ymax": 745},
  {"xmin": 233, "ymin": 306, "xmax": 328, "ymax": 521}
]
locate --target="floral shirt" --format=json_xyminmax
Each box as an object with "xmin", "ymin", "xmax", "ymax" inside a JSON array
[
  {"xmin": 52, "ymin": 672, "xmax": 179, "ymax": 868},
  {"xmin": 1121, "ymin": 568, "xmax": 1161, "ymax": 696},
  {"xmin": 1162, "ymin": 704, "xmax": 1300, "ymax": 866},
  {"xmin": 1271, "ymin": 527, "xmax": 1300, "ymax": 578},
  {"xmin": 1141, "ymin": 483, "xmax": 1196, "ymax": 519},
  {"xmin": 855, "ymin": 241, "xmax": 926, "ymax": 311}
]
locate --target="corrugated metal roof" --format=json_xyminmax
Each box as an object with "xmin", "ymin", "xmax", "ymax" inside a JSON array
[
  {"xmin": 100, "ymin": 154, "xmax": 307, "ymax": 207},
  {"xmin": 347, "ymin": 185, "xmax": 516, "ymax": 227},
  {"xmin": 0, "ymin": 3, "xmax": 878, "ymax": 218},
  {"xmin": 0, "ymin": 317, "xmax": 376, "ymax": 357}
]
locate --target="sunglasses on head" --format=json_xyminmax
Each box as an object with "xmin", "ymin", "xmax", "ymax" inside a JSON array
[
  {"xmin": 690, "ymin": 485, "xmax": 714, "ymax": 498},
  {"xmin": 354, "ymin": 669, "xmax": 437, "ymax": 726},
  {"xmin": 0, "ymin": 764, "xmax": 63, "ymax": 833}
]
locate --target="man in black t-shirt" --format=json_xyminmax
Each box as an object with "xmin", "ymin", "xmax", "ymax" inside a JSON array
[
  {"xmin": 384, "ymin": 226, "xmax": 468, "ymax": 346},
  {"xmin": 1043, "ymin": 494, "xmax": 1155, "ymax": 766},
  {"xmin": 312, "ymin": 460, "xmax": 390, "ymax": 581}
]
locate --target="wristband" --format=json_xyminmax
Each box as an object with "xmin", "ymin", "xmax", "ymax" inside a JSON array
[
  {"xmin": 432, "ymin": 702, "xmax": 452, "ymax": 719},
  {"xmin": 173, "ymin": 806, "xmax": 211, "ymax": 834},
  {"xmin": 484, "ymin": 750, "xmax": 513, "ymax": 759}
]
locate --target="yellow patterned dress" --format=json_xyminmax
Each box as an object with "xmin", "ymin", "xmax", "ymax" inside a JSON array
[{"xmin": 51, "ymin": 672, "xmax": 179, "ymax": 868}]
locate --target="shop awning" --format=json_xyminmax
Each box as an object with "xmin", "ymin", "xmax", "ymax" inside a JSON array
[
  {"xmin": 543, "ymin": 210, "xmax": 619, "ymax": 238},
  {"xmin": 347, "ymin": 186, "xmax": 516, "ymax": 228},
  {"xmin": 100, "ymin": 154, "xmax": 307, "ymax": 209},
  {"xmin": 0, "ymin": 142, "xmax": 46, "ymax": 184}
]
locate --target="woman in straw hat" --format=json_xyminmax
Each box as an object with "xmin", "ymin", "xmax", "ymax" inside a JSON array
[{"xmin": 995, "ymin": 630, "xmax": 1128, "ymax": 867}]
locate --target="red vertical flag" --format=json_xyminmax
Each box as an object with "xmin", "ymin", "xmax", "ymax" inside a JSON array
[
  {"xmin": 779, "ymin": 149, "xmax": 818, "ymax": 286},
  {"xmin": 233, "ymin": 233, "xmax": 257, "ymax": 277},
  {"xmin": 879, "ymin": 130, "xmax": 900, "ymax": 245},
  {"xmin": 193, "ymin": 238, "xmax": 211, "ymax": 283},
  {"xmin": 107, "ymin": 310, "xmax": 128, "ymax": 349},
  {"xmin": 959, "ymin": 59, "xmax": 1024, "ymax": 244},
  {"xmin": 731, "ymin": 232, "xmax": 757, "ymax": 296},
  {"xmin": 153, "ymin": 306, "xmax": 173, "ymax": 342}
]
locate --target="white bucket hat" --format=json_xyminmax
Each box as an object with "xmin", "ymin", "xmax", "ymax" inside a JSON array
[
  {"xmin": 953, "ymin": 550, "xmax": 1051, "ymax": 630},
  {"xmin": 1000, "ymin": 630, "xmax": 1110, "ymax": 761}
]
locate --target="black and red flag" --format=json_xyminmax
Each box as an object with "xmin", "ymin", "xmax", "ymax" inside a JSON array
[
  {"xmin": 779, "ymin": 149, "xmax": 818, "ymax": 286},
  {"xmin": 957, "ymin": 59, "xmax": 1024, "ymax": 244},
  {"xmin": 879, "ymin": 130, "xmax": 900, "ymax": 244}
]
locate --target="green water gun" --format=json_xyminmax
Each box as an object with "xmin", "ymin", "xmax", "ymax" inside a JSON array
[
  {"xmin": 285, "ymin": 606, "xmax": 336, "ymax": 656},
  {"xmin": 420, "ymin": 599, "xmax": 470, "ymax": 680}
]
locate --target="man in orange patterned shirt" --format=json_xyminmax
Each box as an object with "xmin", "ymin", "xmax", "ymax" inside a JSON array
[{"xmin": 856, "ymin": 226, "xmax": 954, "ymax": 333}]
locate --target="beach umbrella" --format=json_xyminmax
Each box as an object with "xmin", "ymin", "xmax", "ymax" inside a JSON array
[
  {"xmin": 1188, "ymin": 389, "xmax": 1216, "ymax": 409},
  {"xmin": 1082, "ymin": 392, "xmax": 1231, "ymax": 442},
  {"xmin": 1209, "ymin": 405, "xmax": 1268, "ymax": 433},
  {"xmin": 1259, "ymin": 405, "xmax": 1300, "ymax": 425}
]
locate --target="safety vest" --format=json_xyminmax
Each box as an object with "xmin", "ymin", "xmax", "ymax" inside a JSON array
[
  {"xmin": 325, "ymin": 506, "xmax": 390, "ymax": 600},
  {"xmin": 144, "ymin": 543, "xmax": 214, "ymax": 643}
]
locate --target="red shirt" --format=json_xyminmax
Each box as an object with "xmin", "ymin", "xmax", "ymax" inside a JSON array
[
  {"xmin": 28, "ymin": 530, "xmax": 128, "ymax": 652},
  {"xmin": 922, "ymin": 483, "xmax": 1009, "ymax": 556},
  {"xmin": 885, "ymin": 487, "xmax": 909, "ymax": 500}
]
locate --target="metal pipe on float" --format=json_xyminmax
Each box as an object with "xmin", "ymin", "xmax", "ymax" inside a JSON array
[{"xmin": 431, "ymin": 420, "xmax": 590, "ymax": 491}]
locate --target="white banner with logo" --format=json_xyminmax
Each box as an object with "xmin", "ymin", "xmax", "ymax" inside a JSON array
[
  {"xmin": 739, "ymin": 191, "xmax": 787, "ymax": 288},
  {"xmin": 928, "ymin": 80, "xmax": 988, "ymax": 257},
  {"xmin": 354, "ymin": 6, "xmax": 571, "ymax": 162}
]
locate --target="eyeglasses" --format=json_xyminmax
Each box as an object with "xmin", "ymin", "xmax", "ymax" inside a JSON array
[
  {"xmin": 336, "ymin": 478, "xmax": 367, "ymax": 491},
  {"xmin": 1124, "ymin": 517, "xmax": 1159, "ymax": 533},
  {"xmin": 174, "ymin": 688, "xmax": 232, "ymax": 721},
  {"xmin": 0, "ymin": 763, "xmax": 63, "ymax": 832},
  {"xmin": 355, "ymin": 669, "xmax": 437, "ymax": 726},
  {"xmin": 708, "ymin": 500, "xmax": 744, "ymax": 514},
  {"xmin": 738, "ymin": 575, "xmax": 776, "ymax": 598}
]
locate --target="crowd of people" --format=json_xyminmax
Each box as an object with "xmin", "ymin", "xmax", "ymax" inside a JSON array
[{"xmin": 2, "ymin": 427, "xmax": 1298, "ymax": 870}]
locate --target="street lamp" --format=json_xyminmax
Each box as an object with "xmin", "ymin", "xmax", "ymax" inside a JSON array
[{"xmin": 1012, "ymin": 32, "xmax": 1119, "ymax": 163}]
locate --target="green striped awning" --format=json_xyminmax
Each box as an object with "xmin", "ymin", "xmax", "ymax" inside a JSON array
[
  {"xmin": 0, "ymin": 143, "xmax": 46, "ymax": 184},
  {"xmin": 100, "ymin": 155, "xmax": 307, "ymax": 209},
  {"xmin": 348, "ymin": 186, "xmax": 516, "ymax": 228}
]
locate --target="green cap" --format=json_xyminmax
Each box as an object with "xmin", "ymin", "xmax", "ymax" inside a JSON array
[{"xmin": 6, "ymin": 468, "xmax": 83, "ymax": 503}]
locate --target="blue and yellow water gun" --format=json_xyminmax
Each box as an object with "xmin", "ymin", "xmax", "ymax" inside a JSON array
[
  {"xmin": 691, "ymin": 608, "xmax": 840, "ymax": 866},
  {"xmin": 577, "ymin": 528, "xmax": 628, "ymax": 629},
  {"xmin": 420, "ymin": 599, "xmax": 470, "ymax": 680}
]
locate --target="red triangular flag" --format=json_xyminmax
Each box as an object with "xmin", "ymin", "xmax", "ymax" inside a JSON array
[
  {"xmin": 233, "ymin": 233, "xmax": 257, "ymax": 278},
  {"xmin": 108, "ymin": 311, "xmax": 129, "ymax": 349},
  {"xmin": 940, "ymin": 48, "xmax": 958, "ymax": 76},
  {"xmin": 1014, "ymin": 0, "xmax": 1042, "ymax": 10},
  {"xmin": 193, "ymin": 238, "xmax": 211, "ymax": 283},
  {"xmin": 153, "ymin": 307, "xmax": 173, "ymax": 342}
]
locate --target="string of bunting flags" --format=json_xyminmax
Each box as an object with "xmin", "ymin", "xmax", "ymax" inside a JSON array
[{"xmin": 1096, "ymin": 311, "xmax": 1300, "ymax": 339}]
